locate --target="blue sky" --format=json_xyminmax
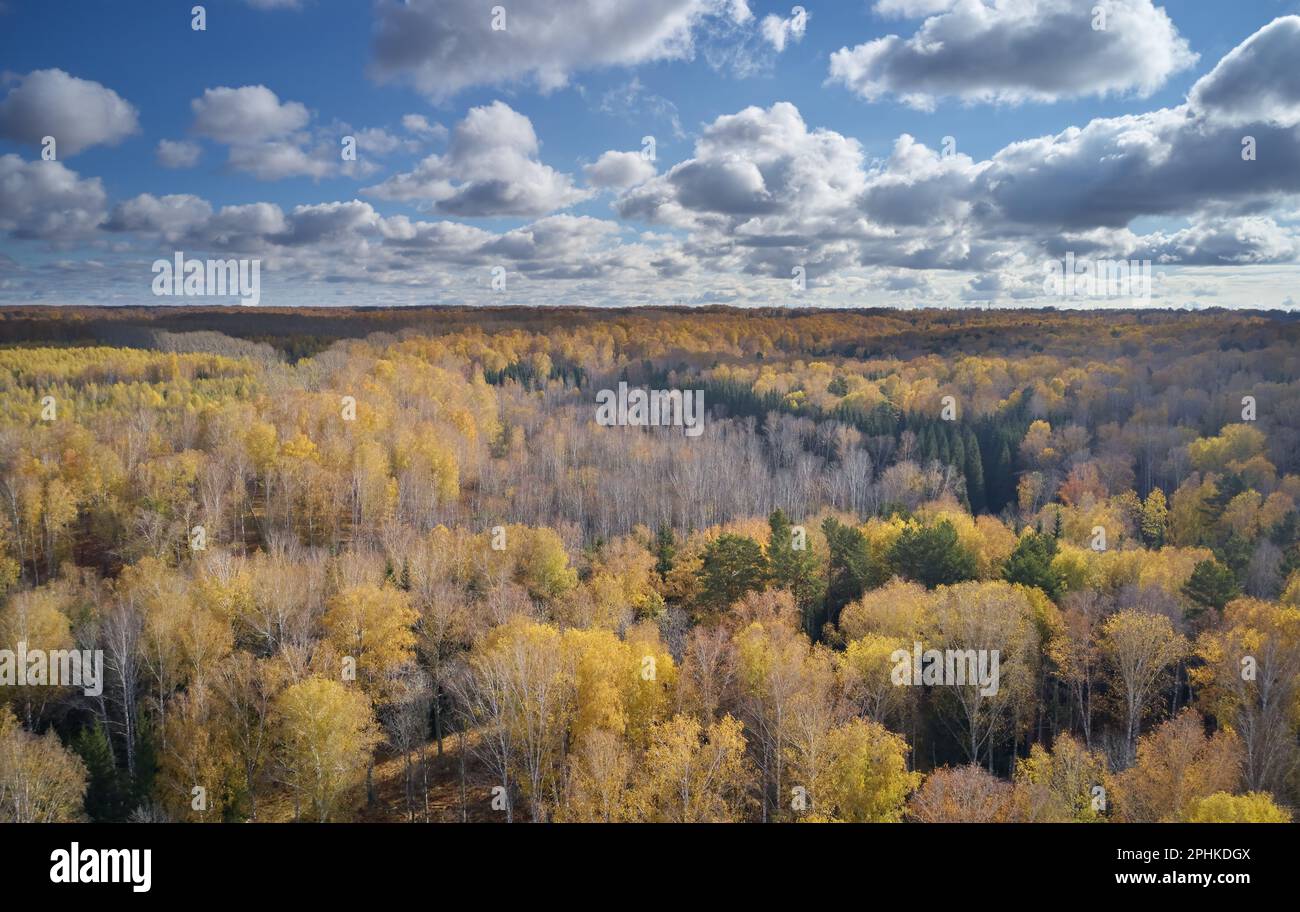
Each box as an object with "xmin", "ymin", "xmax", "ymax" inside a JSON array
[{"xmin": 2, "ymin": 0, "xmax": 1299, "ymax": 309}]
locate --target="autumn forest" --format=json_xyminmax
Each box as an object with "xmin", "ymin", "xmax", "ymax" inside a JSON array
[{"xmin": 0, "ymin": 305, "xmax": 1297, "ymax": 825}]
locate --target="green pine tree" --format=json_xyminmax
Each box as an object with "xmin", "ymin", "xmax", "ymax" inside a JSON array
[
  {"xmin": 767, "ymin": 509, "xmax": 827, "ymax": 638},
  {"xmin": 72, "ymin": 722, "xmax": 134, "ymax": 822},
  {"xmin": 822, "ymin": 516, "xmax": 884, "ymax": 625},
  {"xmin": 653, "ymin": 525, "xmax": 677, "ymax": 578},
  {"xmin": 699, "ymin": 533, "xmax": 769, "ymax": 612},
  {"xmin": 1183, "ymin": 558, "xmax": 1240, "ymax": 618},
  {"xmin": 1002, "ymin": 529, "xmax": 1064, "ymax": 600},
  {"xmin": 964, "ymin": 429, "xmax": 986, "ymax": 514},
  {"xmin": 888, "ymin": 519, "xmax": 979, "ymax": 589}
]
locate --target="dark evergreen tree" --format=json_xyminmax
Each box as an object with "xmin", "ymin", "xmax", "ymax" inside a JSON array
[
  {"xmin": 1001, "ymin": 529, "xmax": 1064, "ymax": 600},
  {"xmin": 699, "ymin": 534, "xmax": 769, "ymax": 611},
  {"xmin": 963, "ymin": 428, "xmax": 986, "ymax": 514},
  {"xmin": 888, "ymin": 519, "xmax": 979, "ymax": 589},
  {"xmin": 993, "ymin": 441, "xmax": 1014, "ymax": 512},
  {"xmin": 1216, "ymin": 533, "xmax": 1254, "ymax": 584},
  {"xmin": 72, "ymin": 722, "xmax": 134, "ymax": 822},
  {"xmin": 653, "ymin": 525, "xmax": 677, "ymax": 579},
  {"xmin": 1183, "ymin": 558, "xmax": 1240, "ymax": 617},
  {"xmin": 822, "ymin": 516, "xmax": 884, "ymax": 625},
  {"xmin": 767, "ymin": 509, "xmax": 827, "ymax": 638}
]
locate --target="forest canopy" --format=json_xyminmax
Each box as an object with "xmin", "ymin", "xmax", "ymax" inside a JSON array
[{"xmin": 0, "ymin": 305, "xmax": 1297, "ymax": 824}]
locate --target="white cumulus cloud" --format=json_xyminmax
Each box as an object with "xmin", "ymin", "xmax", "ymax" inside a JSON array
[
  {"xmin": 0, "ymin": 69, "xmax": 139, "ymax": 155},
  {"xmin": 829, "ymin": 0, "xmax": 1196, "ymax": 110},
  {"xmin": 364, "ymin": 101, "xmax": 590, "ymax": 216}
]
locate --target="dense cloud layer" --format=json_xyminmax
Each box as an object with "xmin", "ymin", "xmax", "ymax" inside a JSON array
[{"xmin": 609, "ymin": 17, "xmax": 1300, "ymax": 281}]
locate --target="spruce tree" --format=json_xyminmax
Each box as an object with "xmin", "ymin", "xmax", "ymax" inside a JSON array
[
  {"xmin": 768, "ymin": 509, "xmax": 827, "ymax": 637},
  {"xmin": 964, "ymin": 429, "xmax": 986, "ymax": 513}
]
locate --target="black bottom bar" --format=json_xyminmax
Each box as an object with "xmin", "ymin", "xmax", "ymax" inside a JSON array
[{"xmin": 0, "ymin": 823, "xmax": 1281, "ymax": 899}]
